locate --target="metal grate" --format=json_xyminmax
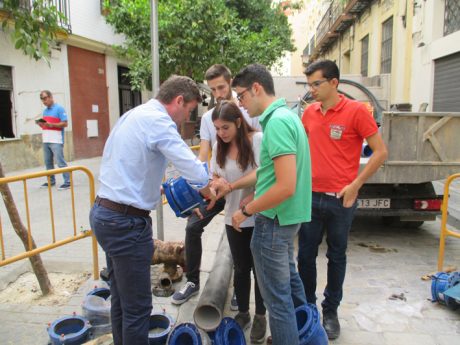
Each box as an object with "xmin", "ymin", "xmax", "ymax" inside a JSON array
[
  {"xmin": 381, "ymin": 16, "xmax": 393, "ymax": 74},
  {"xmin": 361, "ymin": 35, "xmax": 369, "ymax": 77},
  {"xmin": 444, "ymin": 0, "xmax": 460, "ymax": 36}
]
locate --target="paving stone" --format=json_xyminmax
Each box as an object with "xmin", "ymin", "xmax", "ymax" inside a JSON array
[{"xmin": 383, "ymin": 332, "xmax": 434, "ymax": 345}]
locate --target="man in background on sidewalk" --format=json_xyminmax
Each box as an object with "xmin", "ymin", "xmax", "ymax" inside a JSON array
[
  {"xmin": 297, "ymin": 59, "xmax": 388, "ymax": 340},
  {"xmin": 90, "ymin": 75, "xmax": 216, "ymax": 345},
  {"xmin": 36, "ymin": 90, "xmax": 70, "ymax": 190}
]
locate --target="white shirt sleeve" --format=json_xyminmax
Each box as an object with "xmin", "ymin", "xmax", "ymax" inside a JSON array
[{"xmin": 252, "ymin": 132, "xmax": 263, "ymax": 167}]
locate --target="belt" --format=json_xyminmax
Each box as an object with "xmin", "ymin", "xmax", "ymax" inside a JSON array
[
  {"xmin": 313, "ymin": 191, "xmax": 340, "ymax": 197},
  {"xmin": 95, "ymin": 196, "xmax": 150, "ymax": 217}
]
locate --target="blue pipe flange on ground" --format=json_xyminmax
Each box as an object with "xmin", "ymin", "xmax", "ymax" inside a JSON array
[
  {"xmin": 167, "ymin": 322, "xmax": 211, "ymax": 345},
  {"xmin": 47, "ymin": 315, "xmax": 91, "ymax": 345},
  {"xmin": 148, "ymin": 311, "xmax": 175, "ymax": 345},
  {"xmin": 296, "ymin": 304, "xmax": 328, "ymax": 345},
  {"xmin": 211, "ymin": 317, "xmax": 246, "ymax": 345},
  {"xmin": 431, "ymin": 271, "xmax": 460, "ymax": 309}
]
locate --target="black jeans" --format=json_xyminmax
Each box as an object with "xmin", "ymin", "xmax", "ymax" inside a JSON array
[
  {"xmin": 185, "ymin": 198, "xmax": 226, "ymax": 285},
  {"xmin": 226, "ymin": 224, "xmax": 266, "ymax": 315}
]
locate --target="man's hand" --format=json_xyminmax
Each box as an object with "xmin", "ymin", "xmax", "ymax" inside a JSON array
[
  {"xmin": 192, "ymin": 207, "xmax": 204, "ymax": 219},
  {"xmin": 199, "ymin": 185, "xmax": 217, "ymax": 210},
  {"xmin": 338, "ymin": 182, "xmax": 360, "ymax": 208},
  {"xmin": 211, "ymin": 176, "xmax": 232, "ymax": 200},
  {"xmin": 231, "ymin": 209, "xmax": 247, "ymax": 232}
]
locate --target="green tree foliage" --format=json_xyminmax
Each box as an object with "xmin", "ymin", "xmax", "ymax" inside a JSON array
[
  {"xmin": 1, "ymin": 0, "xmax": 68, "ymax": 64},
  {"xmin": 104, "ymin": 0, "xmax": 295, "ymax": 90}
]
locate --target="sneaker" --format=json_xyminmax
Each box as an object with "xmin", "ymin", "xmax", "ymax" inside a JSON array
[
  {"xmin": 250, "ymin": 314, "xmax": 267, "ymax": 344},
  {"xmin": 58, "ymin": 183, "xmax": 71, "ymax": 190},
  {"xmin": 40, "ymin": 182, "xmax": 55, "ymax": 188},
  {"xmin": 230, "ymin": 291, "xmax": 238, "ymax": 311},
  {"xmin": 171, "ymin": 281, "xmax": 199, "ymax": 305},
  {"xmin": 234, "ymin": 311, "xmax": 251, "ymax": 331}
]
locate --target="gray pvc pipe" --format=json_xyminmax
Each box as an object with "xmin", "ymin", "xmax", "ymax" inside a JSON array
[{"xmin": 193, "ymin": 232, "xmax": 233, "ymax": 331}]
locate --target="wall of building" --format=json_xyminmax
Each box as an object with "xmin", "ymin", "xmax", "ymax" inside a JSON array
[
  {"xmin": 273, "ymin": 0, "xmax": 330, "ymax": 76},
  {"xmin": 69, "ymin": 0, "xmax": 125, "ymax": 46},
  {"xmin": 410, "ymin": 0, "xmax": 460, "ymax": 111},
  {"xmin": 320, "ymin": 0, "xmax": 413, "ymax": 106},
  {"xmin": 0, "ymin": 32, "xmax": 74, "ymax": 172},
  {"xmin": 0, "ymin": 2, "xmax": 131, "ymax": 171}
]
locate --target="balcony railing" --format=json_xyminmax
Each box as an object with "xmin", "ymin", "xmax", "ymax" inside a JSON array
[
  {"xmin": 0, "ymin": 0, "xmax": 71, "ymax": 32},
  {"xmin": 312, "ymin": 0, "xmax": 371, "ymax": 59}
]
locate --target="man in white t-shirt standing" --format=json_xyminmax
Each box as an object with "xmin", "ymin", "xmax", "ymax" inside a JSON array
[
  {"xmin": 36, "ymin": 90, "xmax": 71, "ymax": 190},
  {"xmin": 172, "ymin": 64, "xmax": 260, "ymax": 305}
]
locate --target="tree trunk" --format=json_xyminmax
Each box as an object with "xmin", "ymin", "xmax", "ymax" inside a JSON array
[{"xmin": 0, "ymin": 162, "xmax": 52, "ymax": 295}]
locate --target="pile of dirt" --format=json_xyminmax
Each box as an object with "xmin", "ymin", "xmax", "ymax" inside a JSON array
[{"xmin": 0, "ymin": 271, "xmax": 91, "ymax": 306}]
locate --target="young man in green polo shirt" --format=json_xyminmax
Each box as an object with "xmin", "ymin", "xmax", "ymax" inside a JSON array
[{"xmin": 228, "ymin": 64, "xmax": 312, "ymax": 345}]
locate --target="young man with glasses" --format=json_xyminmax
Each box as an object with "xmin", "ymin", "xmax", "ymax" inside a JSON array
[
  {"xmin": 297, "ymin": 59, "xmax": 388, "ymax": 340},
  {"xmin": 230, "ymin": 63, "xmax": 312, "ymax": 345},
  {"xmin": 171, "ymin": 64, "xmax": 260, "ymax": 308},
  {"xmin": 36, "ymin": 90, "xmax": 71, "ymax": 190}
]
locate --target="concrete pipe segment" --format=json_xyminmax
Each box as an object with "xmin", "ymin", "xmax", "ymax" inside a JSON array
[{"xmin": 193, "ymin": 232, "xmax": 233, "ymax": 331}]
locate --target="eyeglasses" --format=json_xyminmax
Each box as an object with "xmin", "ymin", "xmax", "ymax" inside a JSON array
[
  {"xmin": 306, "ymin": 79, "xmax": 329, "ymax": 89},
  {"xmin": 40, "ymin": 96, "xmax": 49, "ymax": 100},
  {"xmin": 236, "ymin": 87, "xmax": 251, "ymax": 102}
]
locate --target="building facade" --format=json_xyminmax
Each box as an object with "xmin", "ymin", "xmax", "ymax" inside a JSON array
[
  {"xmin": 0, "ymin": 0, "xmax": 143, "ymax": 172},
  {"xmin": 302, "ymin": 0, "xmax": 460, "ymax": 112},
  {"xmin": 410, "ymin": 0, "xmax": 460, "ymax": 112}
]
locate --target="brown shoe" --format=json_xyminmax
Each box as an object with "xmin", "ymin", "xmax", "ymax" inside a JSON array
[{"xmin": 266, "ymin": 335, "xmax": 272, "ymax": 344}]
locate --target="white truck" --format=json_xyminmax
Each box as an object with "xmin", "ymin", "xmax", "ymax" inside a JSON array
[{"xmin": 357, "ymin": 110, "xmax": 460, "ymax": 227}]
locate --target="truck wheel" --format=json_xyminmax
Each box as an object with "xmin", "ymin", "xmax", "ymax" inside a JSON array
[
  {"xmin": 382, "ymin": 217, "xmax": 424, "ymax": 228},
  {"xmin": 401, "ymin": 221, "xmax": 424, "ymax": 228}
]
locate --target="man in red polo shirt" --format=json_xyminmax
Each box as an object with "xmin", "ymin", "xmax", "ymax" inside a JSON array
[{"xmin": 297, "ymin": 60, "xmax": 387, "ymax": 340}]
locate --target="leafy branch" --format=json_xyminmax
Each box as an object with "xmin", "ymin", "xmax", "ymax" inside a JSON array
[{"xmin": 1, "ymin": 0, "xmax": 69, "ymax": 64}]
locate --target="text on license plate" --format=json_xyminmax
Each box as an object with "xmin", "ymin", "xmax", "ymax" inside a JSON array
[{"xmin": 357, "ymin": 198, "xmax": 391, "ymax": 209}]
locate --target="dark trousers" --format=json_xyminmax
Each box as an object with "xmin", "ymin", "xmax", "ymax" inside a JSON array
[
  {"xmin": 89, "ymin": 204, "xmax": 154, "ymax": 345},
  {"xmin": 185, "ymin": 198, "xmax": 226, "ymax": 285},
  {"xmin": 226, "ymin": 224, "xmax": 266, "ymax": 315},
  {"xmin": 297, "ymin": 192, "xmax": 357, "ymax": 313}
]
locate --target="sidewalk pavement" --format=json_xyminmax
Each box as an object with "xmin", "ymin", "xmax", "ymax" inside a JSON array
[{"xmin": 0, "ymin": 157, "xmax": 459, "ymax": 345}]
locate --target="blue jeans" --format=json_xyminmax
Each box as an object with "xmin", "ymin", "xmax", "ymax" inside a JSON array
[
  {"xmin": 89, "ymin": 203, "xmax": 154, "ymax": 345},
  {"xmin": 43, "ymin": 142, "xmax": 70, "ymax": 184},
  {"xmin": 298, "ymin": 192, "xmax": 357, "ymax": 313},
  {"xmin": 251, "ymin": 214, "xmax": 307, "ymax": 345}
]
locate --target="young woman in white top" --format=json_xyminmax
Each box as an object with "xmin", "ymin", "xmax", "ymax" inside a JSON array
[{"xmin": 210, "ymin": 100, "xmax": 266, "ymax": 343}]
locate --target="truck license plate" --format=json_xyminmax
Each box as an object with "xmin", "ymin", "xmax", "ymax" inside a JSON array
[{"xmin": 357, "ymin": 198, "xmax": 390, "ymax": 209}]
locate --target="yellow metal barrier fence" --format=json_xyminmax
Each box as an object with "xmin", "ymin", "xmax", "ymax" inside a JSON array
[
  {"xmin": 0, "ymin": 166, "xmax": 99, "ymax": 279},
  {"xmin": 438, "ymin": 173, "xmax": 460, "ymax": 271}
]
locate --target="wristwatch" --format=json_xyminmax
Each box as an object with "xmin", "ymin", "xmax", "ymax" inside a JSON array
[{"xmin": 241, "ymin": 205, "xmax": 252, "ymax": 217}]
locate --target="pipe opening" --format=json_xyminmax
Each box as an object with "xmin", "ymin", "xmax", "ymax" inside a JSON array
[
  {"xmin": 54, "ymin": 318, "xmax": 85, "ymax": 335},
  {"xmin": 194, "ymin": 305, "xmax": 222, "ymax": 331}
]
